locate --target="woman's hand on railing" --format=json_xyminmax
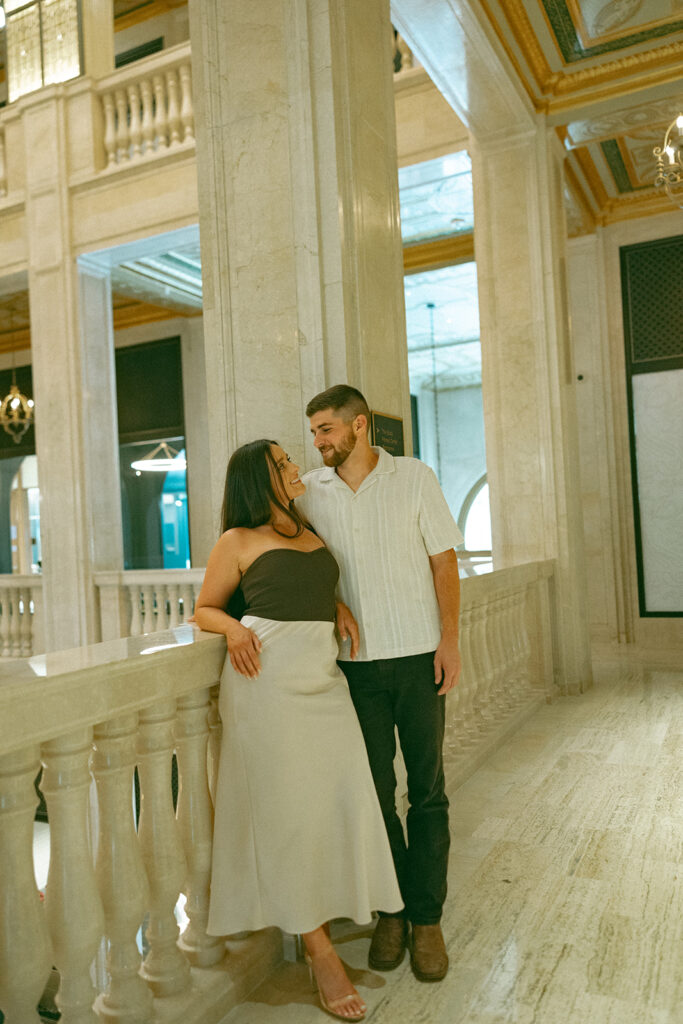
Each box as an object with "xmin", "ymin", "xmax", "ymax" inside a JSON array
[{"xmin": 225, "ymin": 622, "xmax": 262, "ymax": 679}]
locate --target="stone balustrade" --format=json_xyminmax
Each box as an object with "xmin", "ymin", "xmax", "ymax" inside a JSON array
[
  {"xmin": 0, "ymin": 575, "xmax": 44, "ymax": 658},
  {"xmin": 0, "ymin": 559, "xmax": 557, "ymax": 1020},
  {"xmin": 0, "ymin": 626, "xmax": 281, "ymax": 1024},
  {"xmin": 443, "ymin": 559, "xmax": 557, "ymax": 790},
  {"xmin": 96, "ymin": 45, "xmax": 195, "ymax": 168},
  {"xmin": 95, "ymin": 569, "xmax": 205, "ymax": 642}
]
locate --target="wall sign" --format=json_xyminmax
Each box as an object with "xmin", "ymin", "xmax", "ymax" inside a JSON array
[{"xmin": 371, "ymin": 411, "xmax": 404, "ymax": 456}]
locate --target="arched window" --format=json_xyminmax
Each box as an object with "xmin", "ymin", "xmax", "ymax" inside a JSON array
[{"xmin": 457, "ymin": 474, "xmax": 492, "ymax": 575}]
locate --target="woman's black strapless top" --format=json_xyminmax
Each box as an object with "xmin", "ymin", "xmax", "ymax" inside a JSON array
[{"xmin": 233, "ymin": 546, "xmax": 339, "ymax": 622}]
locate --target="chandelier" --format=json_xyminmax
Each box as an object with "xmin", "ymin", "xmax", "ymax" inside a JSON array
[
  {"xmin": 0, "ymin": 370, "xmax": 35, "ymax": 443},
  {"xmin": 653, "ymin": 113, "xmax": 683, "ymax": 208}
]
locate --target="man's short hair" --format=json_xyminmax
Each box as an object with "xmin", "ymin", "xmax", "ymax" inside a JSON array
[{"xmin": 305, "ymin": 384, "xmax": 370, "ymax": 423}]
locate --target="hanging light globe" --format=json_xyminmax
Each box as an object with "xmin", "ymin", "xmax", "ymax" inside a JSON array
[{"xmin": 0, "ymin": 373, "xmax": 35, "ymax": 443}]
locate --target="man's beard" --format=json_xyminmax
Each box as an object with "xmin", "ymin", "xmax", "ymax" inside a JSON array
[{"xmin": 321, "ymin": 426, "xmax": 356, "ymax": 466}]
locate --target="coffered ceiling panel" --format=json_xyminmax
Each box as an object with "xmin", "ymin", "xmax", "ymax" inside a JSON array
[{"xmin": 475, "ymin": 0, "xmax": 683, "ymax": 228}]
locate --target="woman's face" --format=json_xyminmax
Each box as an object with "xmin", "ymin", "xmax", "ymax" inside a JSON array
[{"xmin": 270, "ymin": 444, "xmax": 305, "ymax": 503}]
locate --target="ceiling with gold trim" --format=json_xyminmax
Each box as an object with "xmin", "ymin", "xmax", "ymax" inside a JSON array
[{"xmin": 478, "ymin": 0, "xmax": 683, "ymax": 230}]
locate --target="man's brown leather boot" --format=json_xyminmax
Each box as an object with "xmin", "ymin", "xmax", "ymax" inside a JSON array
[
  {"xmin": 368, "ymin": 915, "xmax": 408, "ymax": 970},
  {"xmin": 410, "ymin": 923, "xmax": 449, "ymax": 981}
]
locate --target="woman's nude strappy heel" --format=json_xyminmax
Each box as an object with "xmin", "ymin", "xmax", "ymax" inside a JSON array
[{"xmin": 305, "ymin": 951, "xmax": 367, "ymax": 1022}]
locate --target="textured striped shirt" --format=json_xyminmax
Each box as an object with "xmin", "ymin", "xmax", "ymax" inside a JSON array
[{"xmin": 297, "ymin": 447, "xmax": 463, "ymax": 661}]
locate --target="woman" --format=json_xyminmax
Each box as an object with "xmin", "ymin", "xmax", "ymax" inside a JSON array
[{"xmin": 194, "ymin": 439, "xmax": 402, "ymax": 1022}]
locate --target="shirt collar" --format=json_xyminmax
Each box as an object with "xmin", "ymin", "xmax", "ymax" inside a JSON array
[{"xmin": 319, "ymin": 446, "xmax": 395, "ymax": 485}]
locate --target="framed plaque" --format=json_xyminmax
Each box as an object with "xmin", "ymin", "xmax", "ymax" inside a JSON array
[{"xmin": 371, "ymin": 411, "xmax": 404, "ymax": 456}]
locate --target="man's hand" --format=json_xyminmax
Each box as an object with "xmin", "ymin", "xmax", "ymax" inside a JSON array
[
  {"xmin": 335, "ymin": 601, "xmax": 360, "ymax": 660},
  {"xmin": 434, "ymin": 634, "xmax": 461, "ymax": 695}
]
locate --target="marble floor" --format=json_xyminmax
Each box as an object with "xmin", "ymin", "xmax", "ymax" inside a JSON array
[{"xmin": 221, "ymin": 660, "xmax": 683, "ymax": 1024}]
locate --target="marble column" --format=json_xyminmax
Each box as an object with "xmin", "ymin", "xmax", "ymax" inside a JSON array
[
  {"xmin": 392, "ymin": 0, "xmax": 592, "ymax": 694},
  {"xmin": 180, "ymin": 318, "xmax": 215, "ymax": 564},
  {"xmin": 188, "ymin": 0, "xmax": 411, "ymax": 513},
  {"xmin": 80, "ymin": 0, "xmax": 115, "ymax": 80},
  {"xmin": 25, "ymin": 95, "xmax": 123, "ymax": 650}
]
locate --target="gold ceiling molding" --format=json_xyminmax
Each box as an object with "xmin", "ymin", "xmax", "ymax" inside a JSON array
[
  {"xmin": 114, "ymin": 0, "xmax": 187, "ymax": 33},
  {"xmin": 495, "ymin": 0, "xmax": 554, "ymax": 93},
  {"xmin": 0, "ymin": 328, "xmax": 31, "ymax": 355},
  {"xmin": 112, "ymin": 296, "xmax": 201, "ymax": 329},
  {"xmin": 0, "ymin": 296, "xmax": 200, "ymax": 355},
  {"xmin": 488, "ymin": 2, "xmax": 683, "ymax": 113},
  {"xmin": 600, "ymin": 189, "xmax": 676, "ymax": 226},
  {"xmin": 549, "ymin": 40, "xmax": 683, "ymax": 96},
  {"xmin": 403, "ymin": 233, "xmax": 475, "ymax": 274}
]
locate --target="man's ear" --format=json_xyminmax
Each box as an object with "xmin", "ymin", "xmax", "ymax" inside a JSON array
[{"xmin": 354, "ymin": 413, "xmax": 368, "ymax": 434}]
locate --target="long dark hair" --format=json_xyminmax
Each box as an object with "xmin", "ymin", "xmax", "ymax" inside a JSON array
[{"xmin": 220, "ymin": 439, "xmax": 306, "ymax": 537}]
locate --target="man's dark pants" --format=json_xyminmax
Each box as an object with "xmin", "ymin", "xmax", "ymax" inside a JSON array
[{"xmin": 339, "ymin": 651, "xmax": 449, "ymax": 926}]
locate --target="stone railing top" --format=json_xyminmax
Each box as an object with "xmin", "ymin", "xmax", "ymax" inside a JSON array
[
  {"xmin": 0, "ymin": 573, "xmax": 42, "ymax": 587},
  {"xmin": 94, "ymin": 569, "xmax": 205, "ymax": 586},
  {"xmin": 460, "ymin": 558, "xmax": 554, "ymax": 599},
  {"xmin": 94, "ymin": 39, "xmax": 192, "ymax": 93},
  {"xmin": 0, "ymin": 624, "xmax": 225, "ymax": 757}
]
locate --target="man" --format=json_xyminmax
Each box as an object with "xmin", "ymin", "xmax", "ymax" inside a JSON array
[{"xmin": 296, "ymin": 384, "xmax": 463, "ymax": 983}]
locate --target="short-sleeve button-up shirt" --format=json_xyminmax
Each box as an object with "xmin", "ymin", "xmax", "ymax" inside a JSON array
[{"xmin": 296, "ymin": 447, "xmax": 463, "ymax": 661}]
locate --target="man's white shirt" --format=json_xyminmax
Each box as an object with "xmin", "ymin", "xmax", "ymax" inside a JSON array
[{"xmin": 296, "ymin": 447, "xmax": 463, "ymax": 661}]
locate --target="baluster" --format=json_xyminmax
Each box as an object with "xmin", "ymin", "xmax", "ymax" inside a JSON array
[
  {"xmin": 126, "ymin": 83, "xmax": 142, "ymax": 158},
  {"xmin": 10, "ymin": 590, "xmax": 22, "ymax": 657},
  {"xmin": 499, "ymin": 591, "xmax": 520, "ymax": 709},
  {"xmin": 0, "ymin": 130, "xmax": 7, "ymax": 195},
  {"xmin": 102, "ymin": 92, "xmax": 117, "ymax": 166},
  {"xmin": 92, "ymin": 715, "xmax": 153, "ymax": 1023},
  {"xmin": 114, "ymin": 89, "xmax": 130, "ymax": 163},
  {"xmin": 0, "ymin": 586, "xmax": 10, "ymax": 656},
  {"xmin": 207, "ymin": 683, "xmax": 222, "ymax": 806},
  {"xmin": 488, "ymin": 593, "xmax": 510, "ymax": 716},
  {"xmin": 155, "ymin": 585, "xmax": 169, "ymax": 632},
  {"xmin": 165, "ymin": 69, "xmax": 181, "ymax": 145},
  {"xmin": 175, "ymin": 688, "xmax": 224, "ymax": 966},
  {"xmin": 128, "ymin": 587, "xmax": 142, "ymax": 637},
  {"xmin": 41, "ymin": 729, "xmax": 105, "ymax": 1023},
  {"xmin": 178, "ymin": 63, "xmax": 194, "ymax": 142},
  {"xmin": 31, "ymin": 582, "xmax": 46, "ymax": 655},
  {"xmin": 141, "ymin": 586, "xmax": 156, "ymax": 634},
  {"xmin": 139, "ymin": 78, "xmax": 155, "ymax": 155},
  {"xmin": 167, "ymin": 585, "xmax": 180, "ymax": 628},
  {"xmin": 20, "ymin": 587, "xmax": 33, "ymax": 655},
  {"xmin": 180, "ymin": 584, "xmax": 194, "ymax": 625},
  {"xmin": 513, "ymin": 585, "xmax": 533, "ymax": 699},
  {"xmin": 153, "ymin": 74, "xmax": 168, "ymax": 150},
  {"xmin": 470, "ymin": 599, "xmax": 495, "ymax": 727},
  {"xmin": 455, "ymin": 604, "xmax": 479, "ymax": 746},
  {"xmin": 502, "ymin": 589, "xmax": 524, "ymax": 706},
  {"xmin": 0, "ymin": 745, "xmax": 53, "ymax": 1024},
  {"xmin": 137, "ymin": 700, "xmax": 190, "ymax": 996}
]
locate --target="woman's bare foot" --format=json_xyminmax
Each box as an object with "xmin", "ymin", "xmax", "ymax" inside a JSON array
[{"xmin": 303, "ymin": 926, "xmax": 366, "ymax": 1021}]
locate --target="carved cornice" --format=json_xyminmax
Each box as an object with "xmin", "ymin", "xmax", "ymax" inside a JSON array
[
  {"xmin": 495, "ymin": 0, "xmax": 554, "ymax": 92},
  {"xmin": 485, "ymin": 1, "xmax": 683, "ymax": 114},
  {"xmin": 403, "ymin": 233, "xmax": 475, "ymax": 274}
]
